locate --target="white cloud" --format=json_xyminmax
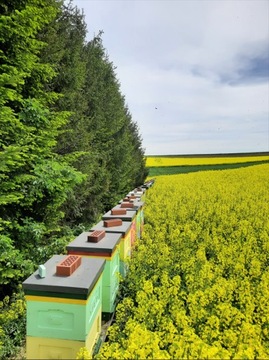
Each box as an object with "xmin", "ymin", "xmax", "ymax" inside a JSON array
[{"xmin": 73, "ymin": 0, "xmax": 269, "ymax": 155}]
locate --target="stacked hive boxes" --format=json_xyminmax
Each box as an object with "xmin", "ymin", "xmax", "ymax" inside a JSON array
[
  {"xmin": 66, "ymin": 230, "xmax": 121, "ymax": 320},
  {"xmin": 114, "ymin": 198, "xmax": 145, "ymax": 240},
  {"xmin": 102, "ymin": 208, "xmax": 136, "ymax": 247},
  {"xmin": 22, "ymin": 255, "xmax": 105, "ymax": 359},
  {"xmin": 124, "ymin": 188, "xmax": 146, "ymax": 238},
  {"xmin": 132, "ymin": 197, "xmax": 145, "ymax": 236},
  {"xmin": 22, "ymin": 179, "xmax": 155, "ymax": 359},
  {"xmin": 91, "ymin": 219, "xmax": 132, "ymax": 278},
  {"xmin": 129, "ymin": 187, "xmax": 146, "ymax": 201}
]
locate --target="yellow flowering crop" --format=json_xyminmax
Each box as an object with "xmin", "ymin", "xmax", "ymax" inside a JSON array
[
  {"xmin": 98, "ymin": 164, "xmax": 269, "ymax": 359},
  {"xmin": 146, "ymin": 155, "xmax": 269, "ymax": 167}
]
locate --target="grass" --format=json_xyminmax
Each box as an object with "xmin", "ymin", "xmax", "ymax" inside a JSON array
[{"xmin": 147, "ymin": 159, "xmax": 269, "ymax": 176}]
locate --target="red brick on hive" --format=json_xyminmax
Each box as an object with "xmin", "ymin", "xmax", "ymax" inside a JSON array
[
  {"xmin": 56, "ymin": 255, "xmax": 82, "ymax": 276},
  {"xmin": 103, "ymin": 219, "xmax": 122, "ymax": 227},
  {"xmin": 120, "ymin": 202, "xmax": 134, "ymax": 208},
  {"xmin": 87, "ymin": 230, "xmax": 105, "ymax": 243},
  {"xmin": 111, "ymin": 208, "xmax": 127, "ymax": 215}
]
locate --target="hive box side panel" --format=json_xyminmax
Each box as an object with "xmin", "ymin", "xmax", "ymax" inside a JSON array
[
  {"xmin": 103, "ymin": 251, "xmax": 119, "ymax": 282},
  {"xmin": 131, "ymin": 220, "xmax": 136, "ymax": 246},
  {"xmin": 26, "ymin": 314, "xmax": 102, "ymax": 360},
  {"xmin": 85, "ymin": 307, "xmax": 102, "ymax": 355},
  {"xmin": 85, "ymin": 278, "xmax": 102, "ymax": 334},
  {"xmin": 26, "ymin": 336, "xmax": 84, "ymax": 359},
  {"xmin": 102, "ymin": 255, "xmax": 119, "ymax": 313},
  {"xmin": 26, "ymin": 276, "xmax": 103, "ymax": 341},
  {"xmin": 136, "ymin": 209, "xmax": 141, "ymax": 239},
  {"xmin": 119, "ymin": 231, "xmax": 132, "ymax": 262},
  {"xmin": 26, "ymin": 301, "xmax": 86, "ymax": 340}
]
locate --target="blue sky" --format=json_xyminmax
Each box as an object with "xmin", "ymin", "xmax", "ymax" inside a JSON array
[{"xmin": 72, "ymin": 0, "xmax": 269, "ymax": 155}]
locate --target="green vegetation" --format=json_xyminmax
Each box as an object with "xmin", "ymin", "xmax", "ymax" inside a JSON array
[
  {"xmin": 99, "ymin": 164, "xmax": 269, "ymax": 358},
  {"xmin": 0, "ymin": 0, "xmax": 146, "ymax": 357},
  {"xmin": 148, "ymin": 160, "xmax": 269, "ymax": 176}
]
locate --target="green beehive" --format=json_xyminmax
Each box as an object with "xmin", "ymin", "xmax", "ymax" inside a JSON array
[
  {"xmin": 114, "ymin": 199, "xmax": 145, "ymax": 239},
  {"xmin": 130, "ymin": 198, "xmax": 145, "ymax": 236},
  {"xmin": 66, "ymin": 231, "xmax": 121, "ymax": 318},
  {"xmin": 128, "ymin": 187, "xmax": 146, "ymax": 201},
  {"xmin": 102, "ymin": 209, "xmax": 136, "ymax": 246},
  {"xmin": 22, "ymin": 255, "xmax": 105, "ymax": 359},
  {"xmin": 90, "ymin": 220, "xmax": 132, "ymax": 277}
]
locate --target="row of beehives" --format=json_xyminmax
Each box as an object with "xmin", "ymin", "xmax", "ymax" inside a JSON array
[{"xmin": 22, "ymin": 179, "xmax": 155, "ymax": 360}]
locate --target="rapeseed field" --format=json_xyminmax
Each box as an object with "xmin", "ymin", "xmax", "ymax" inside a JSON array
[
  {"xmin": 146, "ymin": 155, "xmax": 269, "ymax": 167},
  {"xmin": 98, "ymin": 163, "xmax": 269, "ymax": 359}
]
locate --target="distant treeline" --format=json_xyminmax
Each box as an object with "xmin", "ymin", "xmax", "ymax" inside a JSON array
[{"xmin": 0, "ymin": 1, "xmax": 147, "ymax": 356}]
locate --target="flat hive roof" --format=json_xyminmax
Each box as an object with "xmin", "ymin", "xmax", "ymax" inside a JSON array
[
  {"xmin": 23, "ymin": 255, "xmax": 105, "ymax": 297},
  {"xmin": 91, "ymin": 219, "xmax": 132, "ymax": 235},
  {"xmin": 67, "ymin": 231, "xmax": 122, "ymax": 255},
  {"xmin": 113, "ymin": 202, "xmax": 143, "ymax": 214},
  {"xmin": 102, "ymin": 209, "xmax": 136, "ymax": 222}
]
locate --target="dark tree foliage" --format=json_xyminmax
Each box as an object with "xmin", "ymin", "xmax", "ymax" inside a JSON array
[
  {"xmin": 79, "ymin": 33, "xmax": 147, "ymax": 220},
  {"xmin": 0, "ymin": 0, "xmax": 84, "ymax": 297},
  {"xmin": 38, "ymin": 3, "xmax": 147, "ymax": 226},
  {"xmin": 0, "ymin": 0, "xmax": 146, "ymax": 356}
]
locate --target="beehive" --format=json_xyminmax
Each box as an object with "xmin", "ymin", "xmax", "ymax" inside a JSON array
[
  {"xmin": 90, "ymin": 220, "xmax": 132, "ymax": 277},
  {"xmin": 66, "ymin": 231, "xmax": 121, "ymax": 318},
  {"xmin": 113, "ymin": 199, "xmax": 145, "ymax": 239},
  {"xmin": 23, "ymin": 255, "xmax": 105, "ymax": 359},
  {"xmin": 127, "ymin": 187, "xmax": 146, "ymax": 201},
  {"xmin": 102, "ymin": 209, "xmax": 136, "ymax": 246},
  {"xmin": 26, "ymin": 310, "xmax": 101, "ymax": 360}
]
